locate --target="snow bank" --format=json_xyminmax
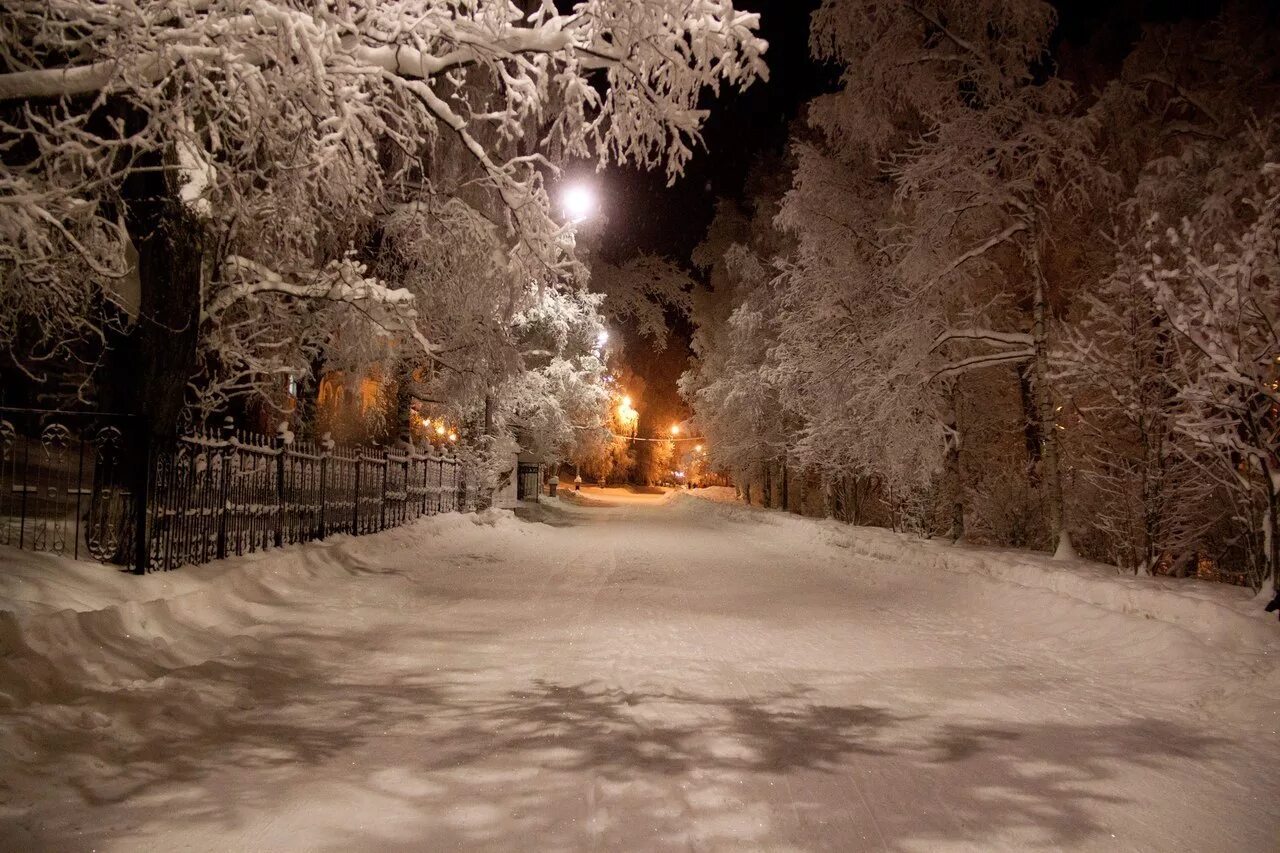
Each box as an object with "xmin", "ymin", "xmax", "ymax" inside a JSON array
[
  {"xmin": 686, "ymin": 486, "xmax": 739, "ymax": 503},
  {"xmin": 0, "ymin": 511, "xmax": 515, "ymax": 710},
  {"xmin": 674, "ymin": 491, "xmax": 1279, "ymax": 653},
  {"xmin": 557, "ymin": 486, "xmax": 675, "ymax": 507}
]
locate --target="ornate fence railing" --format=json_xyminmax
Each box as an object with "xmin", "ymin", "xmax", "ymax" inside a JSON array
[
  {"xmin": 0, "ymin": 407, "xmax": 137, "ymax": 564},
  {"xmin": 0, "ymin": 408, "xmax": 469, "ymax": 574}
]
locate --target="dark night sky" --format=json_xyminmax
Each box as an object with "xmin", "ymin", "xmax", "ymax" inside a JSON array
[
  {"xmin": 595, "ymin": 0, "xmax": 827, "ymax": 266},
  {"xmin": 592, "ymin": 0, "xmax": 1224, "ymax": 266}
]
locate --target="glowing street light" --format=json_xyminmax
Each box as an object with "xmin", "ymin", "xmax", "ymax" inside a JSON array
[
  {"xmin": 670, "ymin": 424, "xmax": 681, "ymax": 436},
  {"xmin": 694, "ymin": 444, "xmax": 703, "ymax": 453},
  {"xmin": 561, "ymin": 182, "xmax": 598, "ymax": 223},
  {"xmin": 616, "ymin": 393, "xmax": 639, "ymax": 437}
]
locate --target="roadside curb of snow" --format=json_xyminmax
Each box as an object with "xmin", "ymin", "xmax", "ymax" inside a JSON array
[
  {"xmin": 675, "ymin": 491, "xmax": 1278, "ymax": 653},
  {"xmin": 0, "ymin": 511, "xmax": 499, "ymax": 710}
]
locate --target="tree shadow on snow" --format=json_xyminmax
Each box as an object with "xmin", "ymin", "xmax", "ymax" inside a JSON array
[{"xmin": 2, "ymin": 645, "xmax": 1237, "ymax": 852}]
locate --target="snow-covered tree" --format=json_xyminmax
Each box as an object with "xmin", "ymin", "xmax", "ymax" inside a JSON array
[
  {"xmin": 589, "ymin": 254, "xmax": 695, "ymax": 347},
  {"xmin": 755, "ymin": 0, "xmax": 1108, "ymax": 544},
  {"xmin": 680, "ymin": 188, "xmax": 794, "ymax": 506},
  {"xmin": 1143, "ymin": 162, "xmax": 1280, "ymax": 589},
  {"xmin": 1055, "ymin": 229, "xmax": 1212, "ymax": 572},
  {"xmin": 1071, "ymin": 6, "xmax": 1280, "ymax": 585},
  {"xmin": 0, "ymin": 0, "xmax": 767, "ymax": 436}
]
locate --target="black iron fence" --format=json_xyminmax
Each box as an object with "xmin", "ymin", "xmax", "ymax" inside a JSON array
[
  {"xmin": 0, "ymin": 407, "xmax": 136, "ymax": 564},
  {"xmin": 0, "ymin": 408, "xmax": 469, "ymax": 574}
]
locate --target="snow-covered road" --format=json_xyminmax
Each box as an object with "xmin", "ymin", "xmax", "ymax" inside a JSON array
[{"xmin": 2, "ymin": 490, "xmax": 1277, "ymax": 851}]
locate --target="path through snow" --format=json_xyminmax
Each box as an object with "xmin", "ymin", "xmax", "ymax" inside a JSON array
[{"xmin": 1, "ymin": 489, "xmax": 1277, "ymax": 851}]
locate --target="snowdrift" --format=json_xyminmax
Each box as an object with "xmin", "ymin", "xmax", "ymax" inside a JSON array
[
  {"xmin": 0, "ymin": 511, "xmax": 517, "ymax": 711},
  {"xmin": 678, "ymin": 490, "xmax": 1278, "ymax": 654}
]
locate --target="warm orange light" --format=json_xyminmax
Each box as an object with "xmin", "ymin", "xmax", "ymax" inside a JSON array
[
  {"xmin": 670, "ymin": 424, "xmax": 680, "ymax": 436},
  {"xmin": 694, "ymin": 444, "xmax": 703, "ymax": 452},
  {"xmin": 435, "ymin": 423, "xmax": 446, "ymax": 436},
  {"xmin": 447, "ymin": 432, "xmax": 457, "ymax": 442},
  {"xmin": 615, "ymin": 392, "xmax": 639, "ymax": 434}
]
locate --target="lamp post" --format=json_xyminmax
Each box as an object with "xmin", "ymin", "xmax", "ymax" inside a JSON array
[{"xmin": 561, "ymin": 182, "xmax": 599, "ymax": 224}]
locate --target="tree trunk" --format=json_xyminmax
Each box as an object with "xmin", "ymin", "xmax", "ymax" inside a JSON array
[
  {"xmin": 98, "ymin": 158, "xmax": 205, "ymax": 441},
  {"xmin": 391, "ymin": 360, "xmax": 415, "ymax": 443},
  {"xmin": 781, "ymin": 458, "xmax": 789, "ymax": 512},
  {"xmin": 1030, "ymin": 248, "xmax": 1073, "ymax": 559},
  {"xmin": 294, "ymin": 352, "xmax": 327, "ymax": 442},
  {"xmin": 1265, "ymin": 460, "xmax": 1279, "ymax": 591},
  {"xmin": 944, "ymin": 384, "xmax": 965, "ymax": 542}
]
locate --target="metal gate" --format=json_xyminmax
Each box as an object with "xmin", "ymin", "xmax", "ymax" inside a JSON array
[{"xmin": 516, "ymin": 463, "xmax": 541, "ymax": 502}]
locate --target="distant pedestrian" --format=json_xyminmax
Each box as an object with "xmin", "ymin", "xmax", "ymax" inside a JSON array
[{"xmin": 574, "ymin": 473, "xmax": 583, "ymax": 491}]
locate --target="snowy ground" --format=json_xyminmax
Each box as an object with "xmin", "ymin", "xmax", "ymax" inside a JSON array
[{"xmin": 1, "ymin": 490, "xmax": 1277, "ymax": 851}]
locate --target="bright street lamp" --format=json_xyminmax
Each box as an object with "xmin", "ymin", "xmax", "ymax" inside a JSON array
[
  {"xmin": 616, "ymin": 393, "xmax": 638, "ymax": 437},
  {"xmin": 670, "ymin": 424, "xmax": 681, "ymax": 436},
  {"xmin": 561, "ymin": 182, "xmax": 598, "ymax": 223}
]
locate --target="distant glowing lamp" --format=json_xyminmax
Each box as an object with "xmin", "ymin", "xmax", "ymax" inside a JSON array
[
  {"xmin": 561, "ymin": 182, "xmax": 598, "ymax": 223},
  {"xmin": 435, "ymin": 423, "xmax": 446, "ymax": 436},
  {"xmin": 448, "ymin": 432, "xmax": 458, "ymax": 442},
  {"xmin": 670, "ymin": 424, "xmax": 681, "ymax": 436},
  {"xmin": 694, "ymin": 444, "xmax": 703, "ymax": 453}
]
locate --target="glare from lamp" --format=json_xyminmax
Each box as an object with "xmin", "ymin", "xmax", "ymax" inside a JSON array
[{"xmin": 561, "ymin": 182, "xmax": 598, "ymax": 223}]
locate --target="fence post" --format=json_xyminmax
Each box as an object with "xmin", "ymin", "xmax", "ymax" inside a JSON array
[
  {"xmin": 73, "ymin": 432, "xmax": 85, "ymax": 560},
  {"xmin": 445, "ymin": 450, "xmax": 455, "ymax": 512},
  {"xmin": 402, "ymin": 452, "xmax": 411, "ymax": 526},
  {"xmin": 132, "ymin": 429, "xmax": 151, "ymax": 575},
  {"xmin": 216, "ymin": 416, "xmax": 234, "ymax": 560},
  {"xmin": 17, "ymin": 438, "xmax": 29, "ymax": 549},
  {"xmin": 274, "ymin": 423, "xmax": 286, "ymax": 548},
  {"xmin": 352, "ymin": 451, "xmax": 362, "ymax": 534},
  {"xmin": 318, "ymin": 432, "xmax": 332, "ymax": 539},
  {"xmin": 424, "ymin": 450, "xmax": 435, "ymax": 512},
  {"xmin": 379, "ymin": 449, "xmax": 389, "ymax": 531},
  {"xmin": 458, "ymin": 460, "xmax": 467, "ymax": 511}
]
